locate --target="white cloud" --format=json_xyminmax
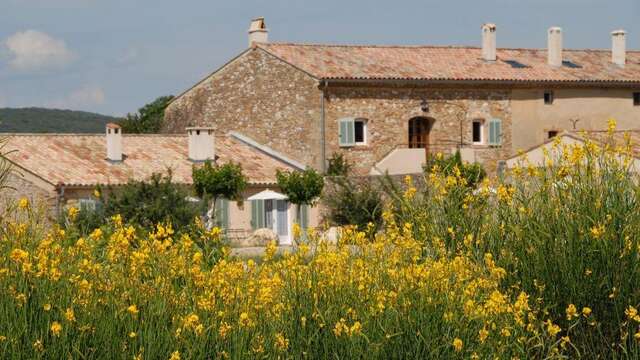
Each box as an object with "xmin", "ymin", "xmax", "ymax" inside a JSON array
[
  {"xmin": 4, "ymin": 30, "xmax": 75, "ymax": 71},
  {"xmin": 46, "ymin": 86, "xmax": 105, "ymax": 110}
]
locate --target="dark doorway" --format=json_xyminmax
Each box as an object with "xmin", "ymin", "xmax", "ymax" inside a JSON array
[{"xmin": 408, "ymin": 117, "xmax": 432, "ymax": 150}]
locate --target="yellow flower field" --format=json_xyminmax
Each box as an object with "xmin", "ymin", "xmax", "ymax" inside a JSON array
[{"xmin": 1, "ymin": 122, "xmax": 640, "ymax": 358}]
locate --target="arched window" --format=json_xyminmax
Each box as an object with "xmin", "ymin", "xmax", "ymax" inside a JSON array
[{"xmin": 408, "ymin": 117, "xmax": 432, "ymax": 149}]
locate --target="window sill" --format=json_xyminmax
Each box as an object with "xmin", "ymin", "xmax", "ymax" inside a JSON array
[{"xmin": 339, "ymin": 144, "xmax": 369, "ymax": 150}]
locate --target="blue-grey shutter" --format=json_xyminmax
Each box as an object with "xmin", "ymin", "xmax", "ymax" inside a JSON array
[
  {"xmin": 276, "ymin": 200, "xmax": 288, "ymax": 236},
  {"xmin": 251, "ymin": 199, "xmax": 265, "ymax": 230},
  {"xmin": 339, "ymin": 118, "xmax": 355, "ymax": 147},
  {"xmin": 488, "ymin": 119, "xmax": 502, "ymax": 146},
  {"xmin": 215, "ymin": 199, "xmax": 229, "ymax": 229}
]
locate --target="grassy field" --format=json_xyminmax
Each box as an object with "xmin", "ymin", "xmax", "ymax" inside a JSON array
[{"xmin": 1, "ymin": 123, "xmax": 640, "ymax": 358}]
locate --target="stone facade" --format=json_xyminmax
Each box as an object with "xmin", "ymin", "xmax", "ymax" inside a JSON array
[
  {"xmin": 1, "ymin": 172, "xmax": 57, "ymax": 218},
  {"xmin": 164, "ymin": 48, "xmax": 324, "ymax": 170},
  {"xmin": 323, "ymin": 85, "xmax": 512, "ymax": 174},
  {"xmin": 164, "ymin": 49, "xmax": 514, "ymax": 175}
]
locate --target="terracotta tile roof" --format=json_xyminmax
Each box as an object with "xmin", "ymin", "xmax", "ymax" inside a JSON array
[
  {"xmin": 257, "ymin": 43, "xmax": 640, "ymax": 83},
  {"xmin": 3, "ymin": 134, "xmax": 295, "ymax": 187}
]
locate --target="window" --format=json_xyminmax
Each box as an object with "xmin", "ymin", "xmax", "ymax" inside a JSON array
[
  {"xmin": 339, "ymin": 118, "xmax": 367, "ymax": 146},
  {"xmin": 547, "ymin": 130, "xmax": 559, "ymax": 139},
  {"xmin": 472, "ymin": 120, "xmax": 484, "ymax": 144},
  {"xmin": 487, "ymin": 118, "xmax": 503, "ymax": 146},
  {"xmin": 544, "ymin": 91, "xmax": 554, "ymax": 105},
  {"xmin": 634, "ymin": 92, "xmax": 640, "ymax": 106},
  {"xmin": 79, "ymin": 198, "xmax": 99, "ymax": 212}
]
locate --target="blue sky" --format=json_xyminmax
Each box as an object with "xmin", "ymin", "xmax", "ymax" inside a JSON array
[{"xmin": 0, "ymin": 0, "xmax": 638, "ymax": 116}]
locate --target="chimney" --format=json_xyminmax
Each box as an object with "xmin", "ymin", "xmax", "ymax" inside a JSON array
[
  {"xmin": 187, "ymin": 127, "xmax": 215, "ymax": 162},
  {"xmin": 612, "ymin": 29, "xmax": 626, "ymax": 66},
  {"xmin": 481, "ymin": 23, "xmax": 497, "ymax": 61},
  {"xmin": 248, "ymin": 17, "xmax": 268, "ymax": 46},
  {"xmin": 548, "ymin": 27, "xmax": 563, "ymax": 67},
  {"xmin": 106, "ymin": 123, "xmax": 122, "ymax": 162}
]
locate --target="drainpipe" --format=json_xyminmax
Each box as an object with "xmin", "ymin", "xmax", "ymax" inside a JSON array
[{"xmin": 320, "ymin": 80, "xmax": 328, "ymax": 173}]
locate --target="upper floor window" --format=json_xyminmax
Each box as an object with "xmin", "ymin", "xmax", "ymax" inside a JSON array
[
  {"xmin": 544, "ymin": 91, "xmax": 554, "ymax": 105},
  {"xmin": 547, "ymin": 130, "xmax": 559, "ymax": 139},
  {"xmin": 339, "ymin": 118, "xmax": 367, "ymax": 147},
  {"xmin": 472, "ymin": 120, "xmax": 484, "ymax": 144},
  {"xmin": 634, "ymin": 92, "xmax": 640, "ymax": 106}
]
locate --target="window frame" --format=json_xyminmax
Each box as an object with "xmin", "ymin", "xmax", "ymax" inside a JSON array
[
  {"xmin": 544, "ymin": 90, "xmax": 554, "ymax": 105},
  {"xmin": 471, "ymin": 119, "xmax": 484, "ymax": 145},
  {"xmin": 353, "ymin": 118, "xmax": 367, "ymax": 145}
]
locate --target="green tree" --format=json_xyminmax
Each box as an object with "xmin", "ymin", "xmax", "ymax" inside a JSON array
[
  {"xmin": 119, "ymin": 95, "xmax": 174, "ymax": 134},
  {"xmin": 276, "ymin": 168, "xmax": 324, "ymax": 226},
  {"xmin": 192, "ymin": 161, "xmax": 247, "ymax": 224}
]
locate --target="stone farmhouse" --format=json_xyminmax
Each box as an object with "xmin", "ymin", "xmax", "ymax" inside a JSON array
[
  {"xmin": 164, "ymin": 18, "xmax": 640, "ymax": 175},
  {"xmin": 2, "ymin": 124, "xmax": 319, "ymax": 245}
]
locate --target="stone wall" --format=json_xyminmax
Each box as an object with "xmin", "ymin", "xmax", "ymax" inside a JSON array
[
  {"xmin": 1, "ymin": 172, "xmax": 57, "ymax": 219},
  {"xmin": 324, "ymin": 86, "xmax": 512, "ymax": 175},
  {"xmin": 164, "ymin": 48, "xmax": 324, "ymax": 169}
]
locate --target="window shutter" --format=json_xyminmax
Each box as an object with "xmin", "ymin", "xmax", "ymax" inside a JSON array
[
  {"xmin": 339, "ymin": 118, "xmax": 355, "ymax": 147},
  {"xmin": 251, "ymin": 199, "xmax": 264, "ymax": 230},
  {"xmin": 215, "ymin": 199, "xmax": 229, "ymax": 230},
  {"xmin": 488, "ymin": 119, "xmax": 502, "ymax": 146}
]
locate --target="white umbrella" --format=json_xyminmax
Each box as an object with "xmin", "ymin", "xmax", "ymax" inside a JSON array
[{"xmin": 247, "ymin": 189, "xmax": 288, "ymax": 201}]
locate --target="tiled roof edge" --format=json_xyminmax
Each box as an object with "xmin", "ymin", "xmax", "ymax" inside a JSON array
[
  {"xmin": 259, "ymin": 42, "xmax": 640, "ymax": 53},
  {"xmin": 228, "ymin": 131, "xmax": 306, "ymax": 171}
]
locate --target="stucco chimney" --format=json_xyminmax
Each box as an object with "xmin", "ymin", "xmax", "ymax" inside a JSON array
[
  {"xmin": 481, "ymin": 23, "xmax": 497, "ymax": 62},
  {"xmin": 187, "ymin": 127, "xmax": 215, "ymax": 162},
  {"xmin": 248, "ymin": 17, "xmax": 268, "ymax": 46},
  {"xmin": 106, "ymin": 123, "xmax": 122, "ymax": 162},
  {"xmin": 547, "ymin": 27, "xmax": 563, "ymax": 67},
  {"xmin": 611, "ymin": 29, "xmax": 626, "ymax": 66}
]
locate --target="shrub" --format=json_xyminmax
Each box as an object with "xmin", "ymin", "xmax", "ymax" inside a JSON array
[
  {"xmin": 323, "ymin": 176, "xmax": 384, "ymax": 233},
  {"xmin": 388, "ymin": 125, "xmax": 640, "ymax": 356},
  {"xmin": 71, "ymin": 171, "xmax": 203, "ymax": 232},
  {"xmin": 425, "ymin": 150, "xmax": 486, "ymax": 188},
  {"xmin": 0, "ymin": 198, "xmax": 560, "ymax": 359},
  {"xmin": 326, "ymin": 153, "xmax": 351, "ymax": 177}
]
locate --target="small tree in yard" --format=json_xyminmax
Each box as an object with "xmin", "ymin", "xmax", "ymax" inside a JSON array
[
  {"xmin": 192, "ymin": 161, "xmax": 247, "ymax": 227},
  {"xmin": 276, "ymin": 168, "xmax": 324, "ymax": 226}
]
